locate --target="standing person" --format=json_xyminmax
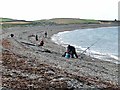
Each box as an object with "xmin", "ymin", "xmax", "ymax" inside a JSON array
[
  {"xmin": 67, "ymin": 45, "xmax": 78, "ymax": 58},
  {"xmin": 10, "ymin": 34, "xmax": 14, "ymax": 37},
  {"xmin": 44, "ymin": 31, "xmax": 47, "ymax": 38},
  {"xmin": 35, "ymin": 35, "xmax": 38, "ymax": 41}
]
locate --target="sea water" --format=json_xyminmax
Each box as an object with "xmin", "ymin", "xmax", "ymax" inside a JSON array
[{"xmin": 51, "ymin": 26, "xmax": 119, "ymax": 64}]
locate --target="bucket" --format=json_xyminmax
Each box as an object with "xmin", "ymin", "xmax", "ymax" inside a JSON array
[{"xmin": 65, "ymin": 53, "xmax": 70, "ymax": 59}]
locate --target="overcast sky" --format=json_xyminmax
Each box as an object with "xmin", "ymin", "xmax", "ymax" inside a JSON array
[{"xmin": 1, "ymin": 0, "xmax": 120, "ymax": 21}]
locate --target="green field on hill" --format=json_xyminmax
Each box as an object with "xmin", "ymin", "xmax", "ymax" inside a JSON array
[
  {"xmin": 34, "ymin": 18, "xmax": 99, "ymax": 24},
  {"xmin": 0, "ymin": 18, "xmax": 16, "ymax": 22},
  {"xmin": 1, "ymin": 17, "xmax": 118, "ymax": 29},
  {"xmin": 1, "ymin": 18, "xmax": 99, "ymax": 24},
  {"xmin": 1, "ymin": 18, "xmax": 101, "ymax": 28}
]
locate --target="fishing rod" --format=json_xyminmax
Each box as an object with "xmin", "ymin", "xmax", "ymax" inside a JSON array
[
  {"xmin": 79, "ymin": 33, "xmax": 106, "ymax": 57},
  {"xmin": 80, "ymin": 39, "xmax": 100, "ymax": 55}
]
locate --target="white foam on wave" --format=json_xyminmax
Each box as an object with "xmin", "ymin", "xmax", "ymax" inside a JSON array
[
  {"xmin": 72, "ymin": 43, "xmax": 119, "ymax": 64},
  {"xmin": 51, "ymin": 32, "xmax": 72, "ymax": 46},
  {"xmin": 51, "ymin": 34, "xmax": 65, "ymax": 45},
  {"xmin": 72, "ymin": 44, "xmax": 119, "ymax": 64}
]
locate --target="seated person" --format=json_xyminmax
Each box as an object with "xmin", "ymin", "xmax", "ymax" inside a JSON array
[{"xmin": 39, "ymin": 40, "xmax": 44, "ymax": 46}]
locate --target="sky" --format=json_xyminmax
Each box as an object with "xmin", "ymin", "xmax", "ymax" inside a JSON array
[{"xmin": 1, "ymin": 0, "xmax": 120, "ymax": 21}]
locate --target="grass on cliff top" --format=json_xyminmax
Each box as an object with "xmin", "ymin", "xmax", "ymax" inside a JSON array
[
  {"xmin": 48, "ymin": 18, "xmax": 99, "ymax": 24},
  {"xmin": 1, "ymin": 17, "xmax": 99, "ymax": 24},
  {"xmin": 35, "ymin": 18, "xmax": 99, "ymax": 24}
]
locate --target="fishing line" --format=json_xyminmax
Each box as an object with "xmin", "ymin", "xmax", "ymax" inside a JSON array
[{"xmin": 79, "ymin": 33, "xmax": 106, "ymax": 59}]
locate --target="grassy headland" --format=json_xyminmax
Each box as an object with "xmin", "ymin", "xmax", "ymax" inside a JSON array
[
  {"xmin": 0, "ymin": 18, "xmax": 17, "ymax": 22},
  {"xmin": 1, "ymin": 17, "xmax": 119, "ymax": 29},
  {"xmin": 47, "ymin": 18, "xmax": 100, "ymax": 24}
]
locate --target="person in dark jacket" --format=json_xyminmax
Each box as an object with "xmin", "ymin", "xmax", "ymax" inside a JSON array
[
  {"xmin": 44, "ymin": 31, "xmax": 47, "ymax": 38},
  {"xmin": 39, "ymin": 40, "xmax": 44, "ymax": 46},
  {"xmin": 35, "ymin": 35, "xmax": 38, "ymax": 41},
  {"xmin": 10, "ymin": 34, "xmax": 14, "ymax": 37},
  {"xmin": 67, "ymin": 45, "xmax": 78, "ymax": 58}
]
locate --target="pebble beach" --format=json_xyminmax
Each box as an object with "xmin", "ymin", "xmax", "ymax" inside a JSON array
[{"xmin": 1, "ymin": 23, "xmax": 120, "ymax": 89}]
